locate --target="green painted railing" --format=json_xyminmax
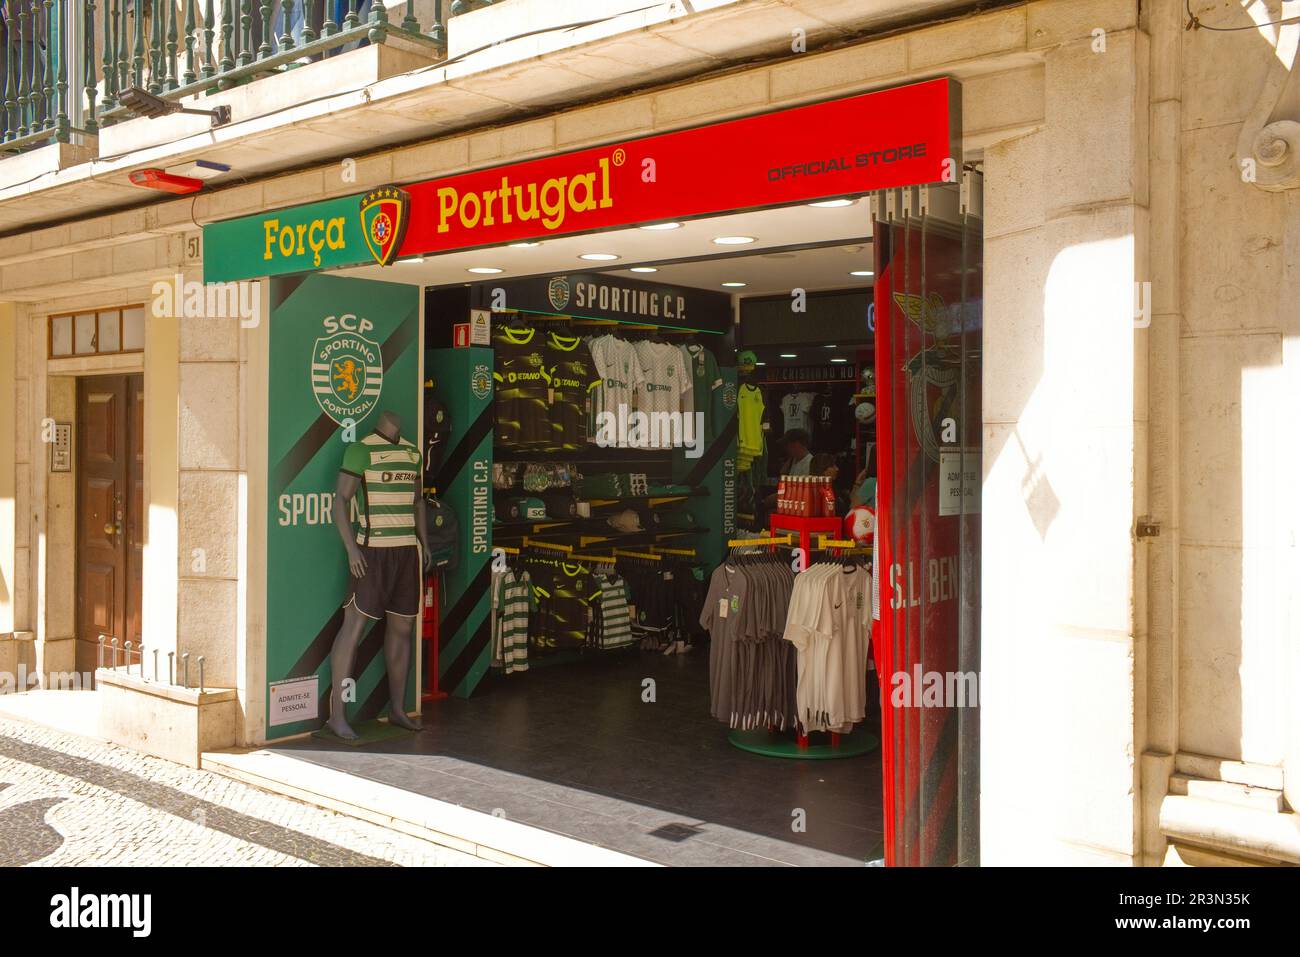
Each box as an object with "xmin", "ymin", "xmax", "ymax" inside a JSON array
[{"xmin": 0, "ymin": 0, "xmax": 493, "ymax": 154}]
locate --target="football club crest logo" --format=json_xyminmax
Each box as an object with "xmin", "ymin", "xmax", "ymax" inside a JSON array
[
  {"xmin": 894, "ymin": 291, "xmax": 962, "ymax": 464},
  {"xmin": 722, "ymin": 382, "xmax": 737, "ymax": 409},
  {"xmin": 547, "ymin": 276, "xmax": 571, "ymax": 311},
  {"xmin": 471, "ymin": 363, "xmax": 492, "ymax": 401},
  {"xmin": 360, "ymin": 186, "xmax": 411, "ymax": 266},
  {"xmin": 312, "ymin": 331, "xmax": 383, "ymax": 425}
]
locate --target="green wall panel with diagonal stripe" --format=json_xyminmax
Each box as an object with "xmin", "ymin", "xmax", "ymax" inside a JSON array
[
  {"xmin": 265, "ymin": 273, "xmax": 422, "ymax": 739},
  {"xmin": 424, "ymin": 348, "xmax": 495, "ymax": 698}
]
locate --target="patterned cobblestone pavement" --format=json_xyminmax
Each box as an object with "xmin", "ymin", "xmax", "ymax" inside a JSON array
[{"xmin": 0, "ymin": 717, "xmax": 489, "ymax": 867}]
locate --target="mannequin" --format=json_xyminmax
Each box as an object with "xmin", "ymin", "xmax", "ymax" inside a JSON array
[{"xmin": 327, "ymin": 410, "xmax": 430, "ymax": 740}]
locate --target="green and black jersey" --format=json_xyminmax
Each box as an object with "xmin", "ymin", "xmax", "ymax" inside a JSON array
[
  {"xmin": 544, "ymin": 331, "xmax": 600, "ymax": 450},
  {"xmin": 492, "ymin": 326, "xmax": 551, "ymax": 449},
  {"xmin": 527, "ymin": 559, "xmax": 600, "ymax": 652},
  {"xmin": 340, "ymin": 431, "xmax": 423, "ymax": 548}
]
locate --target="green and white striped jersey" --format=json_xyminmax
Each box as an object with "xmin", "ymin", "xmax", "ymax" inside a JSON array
[{"xmin": 340, "ymin": 431, "xmax": 423, "ymax": 548}]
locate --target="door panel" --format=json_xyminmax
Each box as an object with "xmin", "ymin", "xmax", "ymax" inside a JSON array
[
  {"xmin": 873, "ymin": 185, "xmax": 983, "ymax": 867},
  {"xmin": 126, "ymin": 375, "xmax": 145, "ymax": 651},
  {"xmin": 81, "ymin": 562, "xmax": 116, "ymax": 636},
  {"xmin": 81, "ymin": 393, "xmax": 119, "ymax": 466},
  {"xmin": 76, "ymin": 374, "xmax": 144, "ymax": 678}
]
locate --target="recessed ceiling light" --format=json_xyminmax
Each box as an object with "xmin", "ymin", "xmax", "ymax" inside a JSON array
[
  {"xmin": 400, "ymin": 256, "xmax": 425, "ymax": 264},
  {"xmin": 824, "ymin": 344, "xmax": 838, "ymax": 348},
  {"xmin": 808, "ymin": 198, "xmax": 856, "ymax": 208},
  {"xmin": 580, "ymin": 253, "xmax": 620, "ymax": 261},
  {"xmin": 467, "ymin": 267, "xmax": 503, "ymax": 274},
  {"xmin": 830, "ymin": 358, "xmax": 849, "ymax": 363},
  {"xmin": 849, "ymin": 270, "xmax": 874, "ymax": 277},
  {"xmin": 509, "ymin": 242, "xmax": 540, "ymax": 248},
  {"xmin": 713, "ymin": 236, "xmax": 755, "ymax": 246},
  {"xmin": 640, "ymin": 222, "xmax": 682, "ymax": 231},
  {"xmin": 629, "ymin": 267, "xmax": 658, "ymax": 273},
  {"xmin": 779, "ymin": 353, "xmax": 797, "ymax": 359},
  {"xmin": 755, "ymin": 361, "xmax": 766, "ymax": 366},
  {"xmin": 721, "ymin": 282, "xmax": 746, "ymax": 288}
]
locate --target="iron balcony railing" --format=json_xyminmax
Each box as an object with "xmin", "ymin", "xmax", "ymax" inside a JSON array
[{"xmin": 1, "ymin": 0, "xmax": 504, "ymax": 155}]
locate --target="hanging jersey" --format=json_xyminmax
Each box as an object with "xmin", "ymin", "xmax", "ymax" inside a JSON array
[
  {"xmin": 588, "ymin": 335, "xmax": 642, "ymax": 444},
  {"xmin": 545, "ymin": 331, "xmax": 600, "ymax": 450},
  {"xmin": 633, "ymin": 340, "xmax": 688, "ymax": 448},
  {"xmin": 340, "ymin": 431, "xmax": 423, "ymax": 548},
  {"xmin": 594, "ymin": 576, "xmax": 634, "ymax": 649},
  {"xmin": 737, "ymin": 383, "xmax": 765, "ymax": 467},
  {"xmin": 779, "ymin": 391, "xmax": 814, "ymax": 433},
  {"xmin": 810, "ymin": 392, "xmax": 853, "ymax": 449},
  {"xmin": 493, "ymin": 325, "xmax": 551, "ymax": 448},
  {"xmin": 683, "ymin": 343, "xmax": 722, "ymax": 443}
]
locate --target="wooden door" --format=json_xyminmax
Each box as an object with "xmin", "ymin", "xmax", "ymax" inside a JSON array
[{"xmin": 75, "ymin": 374, "xmax": 144, "ymax": 676}]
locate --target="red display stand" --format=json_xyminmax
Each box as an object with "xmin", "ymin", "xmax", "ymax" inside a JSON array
[
  {"xmin": 770, "ymin": 513, "xmax": 842, "ymax": 562},
  {"xmin": 421, "ymin": 574, "xmax": 448, "ymax": 703}
]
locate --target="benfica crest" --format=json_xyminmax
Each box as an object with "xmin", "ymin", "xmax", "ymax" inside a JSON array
[
  {"xmin": 312, "ymin": 331, "xmax": 384, "ymax": 426},
  {"xmin": 894, "ymin": 291, "xmax": 962, "ymax": 464},
  {"xmin": 360, "ymin": 186, "xmax": 411, "ymax": 266}
]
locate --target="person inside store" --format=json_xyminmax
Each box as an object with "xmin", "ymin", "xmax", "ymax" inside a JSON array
[
  {"xmin": 758, "ymin": 429, "xmax": 814, "ymax": 522},
  {"xmin": 779, "ymin": 429, "xmax": 813, "ymax": 476},
  {"xmin": 811, "ymin": 453, "xmax": 852, "ymax": 516}
]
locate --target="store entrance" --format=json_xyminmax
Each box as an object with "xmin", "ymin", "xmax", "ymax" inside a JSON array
[{"xmin": 279, "ymin": 190, "xmax": 981, "ymax": 866}]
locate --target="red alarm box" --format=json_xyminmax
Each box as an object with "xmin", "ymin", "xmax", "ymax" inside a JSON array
[{"xmin": 128, "ymin": 168, "xmax": 205, "ymax": 194}]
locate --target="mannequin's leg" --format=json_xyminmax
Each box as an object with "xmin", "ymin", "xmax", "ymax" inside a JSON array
[
  {"xmin": 382, "ymin": 612, "xmax": 422, "ymax": 730},
  {"xmin": 326, "ymin": 604, "xmax": 371, "ymax": 740}
]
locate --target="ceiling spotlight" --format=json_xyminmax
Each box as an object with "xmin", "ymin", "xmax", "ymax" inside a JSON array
[
  {"xmin": 830, "ymin": 358, "xmax": 849, "ymax": 363},
  {"xmin": 629, "ymin": 267, "xmax": 658, "ymax": 273},
  {"xmin": 580, "ymin": 253, "xmax": 620, "ymax": 261},
  {"xmin": 401, "ymin": 256, "xmax": 426, "ymax": 264},
  {"xmin": 808, "ymin": 198, "xmax": 856, "ymax": 208},
  {"xmin": 509, "ymin": 242, "xmax": 541, "ymax": 248},
  {"xmin": 713, "ymin": 236, "xmax": 756, "ymax": 245},
  {"xmin": 120, "ymin": 85, "xmax": 231, "ymax": 126},
  {"xmin": 467, "ymin": 267, "xmax": 503, "ymax": 274},
  {"xmin": 779, "ymin": 353, "xmax": 797, "ymax": 359},
  {"xmin": 824, "ymin": 344, "xmax": 838, "ymax": 348},
  {"xmin": 721, "ymin": 282, "xmax": 746, "ymax": 288},
  {"xmin": 850, "ymin": 270, "xmax": 874, "ymax": 277},
  {"xmin": 640, "ymin": 222, "xmax": 682, "ymax": 231},
  {"xmin": 755, "ymin": 361, "xmax": 766, "ymax": 366}
]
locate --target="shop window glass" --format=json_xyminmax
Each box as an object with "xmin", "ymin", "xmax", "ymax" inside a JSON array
[
  {"xmin": 99, "ymin": 310, "xmax": 121, "ymax": 353},
  {"xmin": 73, "ymin": 313, "xmax": 97, "ymax": 354},
  {"xmin": 50, "ymin": 315, "xmax": 72, "ymax": 356},
  {"xmin": 122, "ymin": 307, "xmax": 145, "ymax": 351}
]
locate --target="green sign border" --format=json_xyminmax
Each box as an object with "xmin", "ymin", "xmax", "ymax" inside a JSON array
[{"xmin": 204, "ymin": 193, "xmax": 371, "ymax": 284}]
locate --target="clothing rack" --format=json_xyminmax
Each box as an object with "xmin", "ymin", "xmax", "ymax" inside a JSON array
[
  {"xmin": 726, "ymin": 533, "xmax": 794, "ymax": 548},
  {"xmin": 613, "ymin": 548, "xmax": 661, "ymax": 561},
  {"xmin": 571, "ymin": 553, "xmax": 617, "ymax": 564},
  {"xmin": 522, "ymin": 538, "xmax": 572, "ymax": 553}
]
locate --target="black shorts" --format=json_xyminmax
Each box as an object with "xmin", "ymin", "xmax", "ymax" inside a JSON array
[{"xmin": 345, "ymin": 545, "xmax": 422, "ymax": 619}]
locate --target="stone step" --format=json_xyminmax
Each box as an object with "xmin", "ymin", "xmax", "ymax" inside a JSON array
[
  {"xmin": 1175, "ymin": 752, "xmax": 1284, "ymax": 791},
  {"xmin": 1168, "ymin": 774, "xmax": 1284, "ymax": 813}
]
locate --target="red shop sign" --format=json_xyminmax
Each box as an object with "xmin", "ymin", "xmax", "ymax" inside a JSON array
[{"xmin": 399, "ymin": 77, "xmax": 958, "ymax": 257}]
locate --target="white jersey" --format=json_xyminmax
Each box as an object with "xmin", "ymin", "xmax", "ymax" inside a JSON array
[
  {"xmin": 588, "ymin": 335, "xmax": 643, "ymax": 445},
  {"xmin": 780, "ymin": 391, "xmax": 815, "ymax": 433},
  {"xmin": 629, "ymin": 341, "xmax": 687, "ymax": 449}
]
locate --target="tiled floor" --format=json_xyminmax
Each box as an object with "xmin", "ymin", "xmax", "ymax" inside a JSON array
[{"xmin": 271, "ymin": 648, "xmax": 884, "ymax": 866}]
